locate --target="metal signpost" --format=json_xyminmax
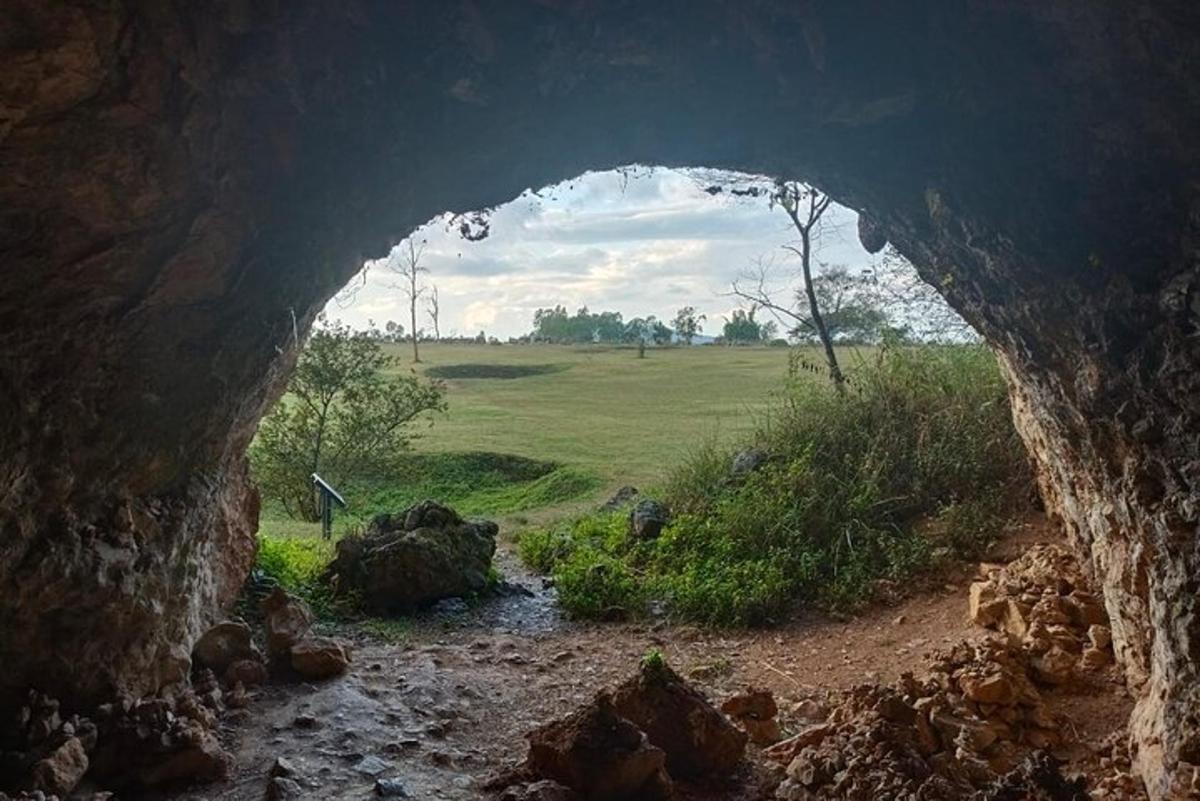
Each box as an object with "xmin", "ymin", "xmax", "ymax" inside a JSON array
[{"xmin": 311, "ymin": 473, "xmax": 347, "ymax": 540}]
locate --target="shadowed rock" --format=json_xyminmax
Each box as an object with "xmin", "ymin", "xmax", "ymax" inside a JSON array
[{"xmin": 325, "ymin": 501, "xmax": 497, "ymax": 612}]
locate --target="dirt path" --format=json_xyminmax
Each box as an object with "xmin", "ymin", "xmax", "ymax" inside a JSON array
[{"xmin": 173, "ymin": 517, "xmax": 1132, "ymax": 800}]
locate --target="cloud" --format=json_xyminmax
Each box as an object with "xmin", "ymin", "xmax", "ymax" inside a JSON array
[{"xmin": 327, "ymin": 167, "xmax": 873, "ymax": 339}]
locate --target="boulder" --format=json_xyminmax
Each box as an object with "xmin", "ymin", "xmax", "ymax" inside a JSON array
[
  {"xmin": 730, "ymin": 447, "xmax": 769, "ymax": 476},
  {"xmin": 225, "ymin": 657, "xmax": 268, "ymax": 687},
  {"xmin": 192, "ymin": 620, "xmax": 261, "ymax": 674},
  {"xmin": 261, "ymin": 588, "xmax": 315, "ymax": 660},
  {"xmin": 628, "ymin": 500, "xmax": 669, "ymax": 541},
  {"xmin": 611, "ymin": 659, "xmax": 746, "ymax": 779},
  {"xmin": 29, "ymin": 736, "xmax": 88, "ymax": 796},
  {"xmin": 325, "ymin": 501, "xmax": 497, "ymax": 612},
  {"xmin": 720, "ymin": 688, "xmax": 782, "ymax": 745},
  {"xmin": 290, "ymin": 636, "xmax": 351, "ymax": 680},
  {"xmin": 524, "ymin": 694, "xmax": 672, "ymax": 801}
]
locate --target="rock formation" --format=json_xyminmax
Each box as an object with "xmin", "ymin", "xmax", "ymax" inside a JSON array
[
  {"xmin": 324, "ymin": 501, "xmax": 498, "ymax": 612},
  {"xmin": 0, "ymin": 3, "xmax": 1197, "ymax": 796}
]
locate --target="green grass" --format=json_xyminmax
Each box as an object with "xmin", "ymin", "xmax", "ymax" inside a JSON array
[
  {"xmin": 253, "ymin": 343, "xmax": 796, "ymax": 618},
  {"xmin": 518, "ymin": 344, "xmax": 1033, "ymax": 625}
]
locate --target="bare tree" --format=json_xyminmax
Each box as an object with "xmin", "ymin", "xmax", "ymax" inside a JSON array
[
  {"xmin": 731, "ymin": 182, "xmax": 844, "ymax": 387},
  {"xmin": 426, "ymin": 284, "xmax": 441, "ymax": 342},
  {"xmin": 389, "ymin": 238, "xmax": 428, "ymax": 363}
]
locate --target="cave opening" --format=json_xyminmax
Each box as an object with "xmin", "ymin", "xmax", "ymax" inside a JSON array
[{"xmin": 1, "ymin": 2, "xmax": 1198, "ymax": 798}]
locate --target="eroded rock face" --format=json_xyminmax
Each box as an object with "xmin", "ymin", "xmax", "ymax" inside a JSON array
[{"xmin": 1, "ymin": 3, "xmax": 1197, "ymax": 795}]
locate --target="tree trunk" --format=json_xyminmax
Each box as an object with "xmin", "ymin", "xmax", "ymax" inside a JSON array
[{"xmin": 798, "ymin": 230, "xmax": 844, "ymax": 388}]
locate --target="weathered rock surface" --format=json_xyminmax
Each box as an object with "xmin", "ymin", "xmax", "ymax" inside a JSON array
[
  {"xmin": 290, "ymin": 637, "xmax": 351, "ymax": 681},
  {"xmin": 192, "ymin": 620, "xmax": 261, "ymax": 675},
  {"xmin": 628, "ymin": 501, "xmax": 670, "ymax": 541},
  {"xmin": 262, "ymin": 588, "xmax": 316, "ymax": 661},
  {"xmin": 611, "ymin": 659, "xmax": 746, "ymax": 779},
  {"xmin": 721, "ymin": 688, "xmax": 782, "ymax": 746},
  {"xmin": 1, "ymin": 4, "xmax": 1198, "ymax": 796},
  {"xmin": 730, "ymin": 448, "xmax": 769, "ymax": 477},
  {"xmin": 522, "ymin": 695, "xmax": 672, "ymax": 801},
  {"xmin": 325, "ymin": 501, "xmax": 497, "ymax": 612}
]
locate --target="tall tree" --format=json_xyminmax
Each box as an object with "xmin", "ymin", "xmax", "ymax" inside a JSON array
[
  {"xmin": 671, "ymin": 306, "xmax": 706, "ymax": 345},
  {"xmin": 389, "ymin": 238, "xmax": 428, "ymax": 362}
]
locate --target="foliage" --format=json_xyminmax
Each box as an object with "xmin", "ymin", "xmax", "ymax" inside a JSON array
[
  {"xmin": 530, "ymin": 305, "xmax": 628, "ymax": 344},
  {"xmin": 623, "ymin": 316, "xmax": 673, "ymax": 346},
  {"xmin": 722, "ymin": 307, "xmax": 777, "ymax": 344},
  {"xmin": 789, "ymin": 266, "xmax": 890, "ymax": 344},
  {"xmin": 250, "ymin": 321, "xmax": 446, "ymax": 521},
  {"xmin": 254, "ymin": 535, "xmax": 341, "ymax": 617},
  {"xmin": 671, "ymin": 306, "xmax": 706, "ymax": 345},
  {"xmin": 518, "ymin": 344, "xmax": 1031, "ymax": 624}
]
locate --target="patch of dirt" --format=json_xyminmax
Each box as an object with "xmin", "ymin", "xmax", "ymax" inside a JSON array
[
  {"xmin": 169, "ymin": 516, "xmax": 1135, "ymax": 800},
  {"xmin": 425, "ymin": 364, "xmax": 567, "ymax": 380}
]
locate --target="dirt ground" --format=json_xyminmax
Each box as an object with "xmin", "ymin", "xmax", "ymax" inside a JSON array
[{"xmin": 170, "ymin": 516, "xmax": 1134, "ymax": 801}]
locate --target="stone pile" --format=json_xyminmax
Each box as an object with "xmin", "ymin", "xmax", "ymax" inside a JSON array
[
  {"xmin": 0, "ymin": 691, "xmax": 96, "ymax": 797},
  {"xmin": 87, "ymin": 686, "xmax": 230, "ymax": 788},
  {"xmin": 261, "ymin": 588, "xmax": 352, "ymax": 680},
  {"xmin": 768, "ymin": 650, "xmax": 1089, "ymax": 801},
  {"xmin": 968, "ymin": 544, "xmax": 1113, "ymax": 684},
  {"xmin": 492, "ymin": 658, "xmax": 747, "ymax": 800}
]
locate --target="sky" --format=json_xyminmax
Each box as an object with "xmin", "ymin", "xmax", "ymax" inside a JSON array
[{"xmin": 325, "ymin": 167, "xmax": 879, "ymax": 341}]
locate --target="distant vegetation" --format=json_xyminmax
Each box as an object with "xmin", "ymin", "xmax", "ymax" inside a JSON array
[{"xmin": 519, "ymin": 343, "xmax": 1032, "ymax": 624}]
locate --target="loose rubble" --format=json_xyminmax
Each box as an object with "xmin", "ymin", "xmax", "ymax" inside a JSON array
[
  {"xmin": 262, "ymin": 588, "xmax": 352, "ymax": 680},
  {"xmin": 493, "ymin": 657, "xmax": 744, "ymax": 799}
]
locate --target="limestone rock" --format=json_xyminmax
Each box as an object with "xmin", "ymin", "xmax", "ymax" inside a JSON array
[
  {"xmin": 290, "ymin": 637, "xmax": 351, "ymax": 680},
  {"xmin": 29, "ymin": 736, "xmax": 88, "ymax": 796},
  {"xmin": 523, "ymin": 694, "xmax": 672, "ymax": 801},
  {"xmin": 611, "ymin": 659, "xmax": 746, "ymax": 778},
  {"xmin": 192, "ymin": 620, "xmax": 261, "ymax": 674},
  {"xmin": 262, "ymin": 589, "xmax": 315, "ymax": 660},
  {"xmin": 599, "ymin": 486, "xmax": 639, "ymax": 512},
  {"xmin": 325, "ymin": 501, "xmax": 497, "ymax": 612},
  {"xmin": 720, "ymin": 688, "xmax": 782, "ymax": 745},
  {"xmin": 628, "ymin": 500, "xmax": 669, "ymax": 541},
  {"xmin": 730, "ymin": 448, "xmax": 769, "ymax": 476}
]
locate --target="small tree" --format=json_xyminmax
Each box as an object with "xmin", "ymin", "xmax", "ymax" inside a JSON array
[
  {"xmin": 250, "ymin": 321, "xmax": 445, "ymax": 521},
  {"xmin": 672, "ymin": 306, "xmax": 706, "ymax": 345},
  {"xmin": 723, "ymin": 307, "xmax": 768, "ymax": 344},
  {"xmin": 389, "ymin": 238, "xmax": 429, "ymax": 363},
  {"xmin": 426, "ymin": 284, "xmax": 441, "ymax": 342}
]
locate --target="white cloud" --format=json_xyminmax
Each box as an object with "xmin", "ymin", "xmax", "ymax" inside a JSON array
[{"xmin": 325, "ymin": 167, "xmax": 873, "ymax": 339}]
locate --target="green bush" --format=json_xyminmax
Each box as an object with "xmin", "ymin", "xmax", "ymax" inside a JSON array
[
  {"xmin": 254, "ymin": 535, "xmax": 340, "ymax": 616},
  {"xmin": 519, "ymin": 344, "xmax": 1031, "ymax": 624}
]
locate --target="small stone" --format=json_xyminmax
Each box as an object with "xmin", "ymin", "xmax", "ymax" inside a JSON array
[
  {"xmin": 374, "ymin": 777, "xmax": 409, "ymax": 797},
  {"xmin": 270, "ymin": 756, "xmax": 296, "ymax": 777},
  {"xmin": 893, "ymin": 614, "xmax": 907, "ymax": 625},
  {"xmin": 293, "ymin": 714, "xmax": 319, "ymax": 729},
  {"xmin": 30, "ymin": 736, "xmax": 89, "ymax": 796},
  {"xmin": 354, "ymin": 755, "xmax": 391, "ymax": 776},
  {"xmin": 266, "ymin": 776, "xmax": 303, "ymax": 800}
]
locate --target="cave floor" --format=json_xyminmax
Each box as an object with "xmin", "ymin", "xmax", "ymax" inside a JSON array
[{"xmin": 168, "ymin": 517, "xmax": 1133, "ymax": 800}]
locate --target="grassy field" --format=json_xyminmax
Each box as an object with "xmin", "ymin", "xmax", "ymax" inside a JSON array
[
  {"xmin": 255, "ymin": 342, "xmax": 804, "ymax": 543},
  {"xmin": 397, "ymin": 342, "xmax": 797, "ymax": 491}
]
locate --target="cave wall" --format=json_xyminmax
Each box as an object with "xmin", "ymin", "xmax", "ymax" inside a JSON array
[{"xmin": 1, "ymin": 1, "xmax": 1197, "ymax": 796}]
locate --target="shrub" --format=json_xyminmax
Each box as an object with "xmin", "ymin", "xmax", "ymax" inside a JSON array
[{"xmin": 519, "ymin": 344, "xmax": 1031, "ymax": 624}]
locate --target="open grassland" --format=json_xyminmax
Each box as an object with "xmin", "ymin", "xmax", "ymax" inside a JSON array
[
  {"xmin": 394, "ymin": 342, "xmax": 804, "ymax": 492},
  {"xmin": 255, "ymin": 342, "xmax": 803, "ymax": 545}
]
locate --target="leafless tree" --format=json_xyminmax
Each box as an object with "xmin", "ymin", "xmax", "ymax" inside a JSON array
[
  {"xmin": 730, "ymin": 182, "xmax": 845, "ymax": 387},
  {"xmin": 388, "ymin": 238, "xmax": 428, "ymax": 363},
  {"xmin": 426, "ymin": 284, "xmax": 441, "ymax": 342}
]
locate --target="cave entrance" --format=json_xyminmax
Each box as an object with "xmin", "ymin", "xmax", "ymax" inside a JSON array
[{"xmin": 2, "ymin": 2, "xmax": 1197, "ymax": 798}]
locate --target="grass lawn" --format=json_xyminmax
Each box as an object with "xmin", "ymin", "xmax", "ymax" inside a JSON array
[
  {"xmin": 255, "ymin": 342, "xmax": 813, "ymax": 541},
  {"xmin": 396, "ymin": 342, "xmax": 800, "ymax": 494}
]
